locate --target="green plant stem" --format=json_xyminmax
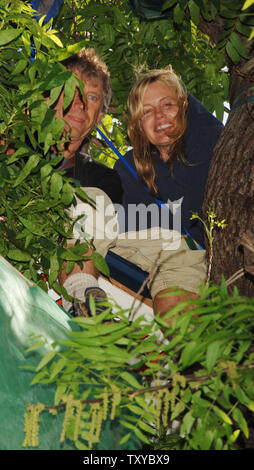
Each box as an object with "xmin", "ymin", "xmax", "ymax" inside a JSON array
[{"xmin": 37, "ymin": 363, "xmax": 254, "ymax": 412}]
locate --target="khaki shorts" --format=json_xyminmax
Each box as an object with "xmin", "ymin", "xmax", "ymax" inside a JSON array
[{"xmin": 68, "ymin": 187, "xmax": 206, "ymax": 298}]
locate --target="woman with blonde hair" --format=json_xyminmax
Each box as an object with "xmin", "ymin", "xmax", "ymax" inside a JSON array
[
  {"xmin": 114, "ymin": 65, "xmax": 223, "ymax": 317},
  {"xmin": 127, "ymin": 66, "xmax": 188, "ymax": 195}
]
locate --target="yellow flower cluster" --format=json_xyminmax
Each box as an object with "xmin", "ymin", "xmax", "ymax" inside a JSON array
[{"xmin": 23, "ymin": 403, "xmax": 45, "ymax": 448}]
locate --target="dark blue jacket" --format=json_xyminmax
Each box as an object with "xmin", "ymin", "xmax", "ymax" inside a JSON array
[{"xmin": 114, "ymin": 94, "xmax": 224, "ymax": 248}]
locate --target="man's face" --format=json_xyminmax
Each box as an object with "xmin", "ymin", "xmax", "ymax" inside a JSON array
[{"xmin": 54, "ymin": 69, "xmax": 104, "ymax": 159}]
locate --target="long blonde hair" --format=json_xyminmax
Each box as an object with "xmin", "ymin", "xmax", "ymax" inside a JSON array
[{"xmin": 127, "ymin": 66, "xmax": 188, "ymax": 195}]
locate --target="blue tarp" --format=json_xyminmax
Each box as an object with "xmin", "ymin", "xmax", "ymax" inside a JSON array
[
  {"xmin": 0, "ymin": 255, "xmax": 75, "ymax": 449},
  {"xmin": 106, "ymin": 251, "xmax": 151, "ymax": 299},
  {"xmin": 30, "ymin": 0, "xmax": 64, "ymax": 24},
  {"xmin": 0, "ymin": 255, "xmax": 141, "ymax": 450}
]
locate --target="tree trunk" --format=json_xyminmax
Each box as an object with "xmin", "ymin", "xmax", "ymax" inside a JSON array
[
  {"xmin": 203, "ymin": 57, "xmax": 254, "ymax": 296},
  {"xmin": 196, "ymin": 12, "xmax": 254, "ymax": 296}
]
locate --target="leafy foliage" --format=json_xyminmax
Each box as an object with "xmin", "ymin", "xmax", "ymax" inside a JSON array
[
  {"xmin": 55, "ymin": 0, "xmax": 231, "ymax": 123},
  {"xmin": 0, "ymin": 0, "xmax": 107, "ymax": 297},
  {"xmin": 1, "ymin": 1, "xmax": 253, "ymax": 289},
  {"xmin": 24, "ymin": 279, "xmax": 254, "ymax": 450},
  {"xmin": 1, "ymin": 0, "xmax": 254, "ymax": 451},
  {"xmin": 52, "ymin": 0, "xmax": 254, "ymax": 160}
]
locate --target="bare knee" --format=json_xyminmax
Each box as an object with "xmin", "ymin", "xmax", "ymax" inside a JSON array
[
  {"xmin": 153, "ymin": 287, "xmax": 198, "ymax": 326},
  {"xmin": 59, "ymin": 245, "xmax": 98, "ymax": 285}
]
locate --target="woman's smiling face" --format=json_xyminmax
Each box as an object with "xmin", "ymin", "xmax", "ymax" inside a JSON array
[{"xmin": 141, "ymin": 80, "xmax": 180, "ymax": 152}]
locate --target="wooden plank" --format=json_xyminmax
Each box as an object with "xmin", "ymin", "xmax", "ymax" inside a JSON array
[{"xmin": 99, "ymin": 274, "xmax": 153, "ymax": 308}]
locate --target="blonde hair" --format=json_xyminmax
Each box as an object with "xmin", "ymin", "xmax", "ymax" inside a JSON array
[{"xmin": 127, "ymin": 66, "xmax": 188, "ymax": 195}]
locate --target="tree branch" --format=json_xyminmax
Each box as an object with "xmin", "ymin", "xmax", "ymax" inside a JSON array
[{"xmin": 44, "ymin": 363, "xmax": 254, "ymax": 412}]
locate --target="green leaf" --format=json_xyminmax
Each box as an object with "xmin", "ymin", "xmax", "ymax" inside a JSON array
[
  {"xmin": 206, "ymin": 340, "xmax": 221, "ymax": 373},
  {"xmin": 220, "ymin": 8, "xmax": 238, "ymax": 19},
  {"xmin": 25, "ymin": 340, "xmax": 47, "ymax": 353},
  {"xmin": 173, "ymin": 4, "xmax": 185, "ymax": 24},
  {"xmin": 41, "ymin": 163, "xmax": 52, "ymax": 194},
  {"xmin": 63, "ymin": 72, "xmax": 77, "ymax": 110},
  {"xmin": 213, "ymin": 96, "xmax": 225, "ymax": 122},
  {"xmin": 126, "ymin": 404, "xmax": 143, "ymax": 416},
  {"xmin": 30, "ymin": 370, "xmax": 48, "ymax": 386},
  {"xmin": 162, "ymin": 0, "xmax": 177, "ymax": 10},
  {"xmin": 65, "ymin": 260, "xmax": 75, "ymax": 275},
  {"xmin": 13, "ymin": 154, "xmax": 40, "ymax": 187},
  {"xmin": 54, "ymin": 40, "xmax": 89, "ymax": 62},
  {"xmin": 242, "ymin": 0, "xmax": 254, "ymax": 10},
  {"xmin": 247, "ymin": 402, "xmax": 254, "ymax": 412},
  {"xmin": 171, "ymin": 401, "xmax": 186, "ymax": 420},
  {"xmin": 61, "ymin": 182, "xmax": 74, "ymax": 205},
  {"xmin": 6, "ymin": 146, "xmax": 30, "ymax": 164},
  {"xmin": 19, "ymin": 216, "xmax": 44, "ymax": 237},
  {"xmin": 43, "ymin": 71, "xmax": 72, "ymax": 90},
  {"xmin": 75, "ymin": 187, "xmax": 95, "ymax": 204},
  {"xmin": 41, "ymin": 163, "xmax": 53, "ymax": 179},
  {"xmin": 119, "ymin": 433, "xmax": 131, "ymax": 445},
  {"xmin": 69, "ymin": 243, "xmax": 89, "ymax": 256},
  {"xmin": 0, "ymin": 28, "xmax": 22, "ymax": 45},
  {"xmin": 30, "ymin": 100, "xmax": 48, "ymax": 124},
  {"xmin": 232, "ymin": 407, "xmax": 249, "ymax": 438},
  {"xmin": 49, "ymin": 85, "xmax": 63, "ymax": 107},
  {"xmin": 229, "ymin": 429, "xmax": 240, "ymax": 444},
  {"xmin": 235, "ymin": 386, "xmax": 251, "ymax": 407},
  {"xmin": 12, "ymin": 59, "xmax": 28, "ymax": 75},
  {"xmin": 75, "ymin": 440, "xmax": 90, "ymax": 450},
  {"xmin": 43, "ymin": 133, "xmax": 51, "ymax": 154},
  {"xmin": 180, "ymin": 340, "xmax": 204, "ymax": 367},
  {"xmin": 209, "ymin": 2, "xmax": 218, "ymax": 21},
  {"xmin": 50, "ymin": 117, "xmax": 65, "ymax": 140},
  {"xmin": 50, "ymin": 172, "xmax": 63, "ymax": 200},
  {"xmin": 49, "ymin": 252, "xmax": 59, "ymax": 285},
  {"xmin": 7, "ymin": 249, "xmax": 31, "ymax": 262},
  {"xmin": 230, "ymin": 32, "xmax": 249, "ymax": 59},
  {"xmin": 50, "ymin": 357, "xmax": 67, "ymax": 380},
  {"xmin": 189, "ymin": 0, "xmax": 200, "ymax": 25},
  {"xmin": 119, "ymin": 419, "xmax": 136, "ymax": 431},
  {"xmin": 138, "ymin": 420, "xmax": 156, "ymax": 435},
  {"xmin": 47, "ymin": 31, "xmax": 63, "ymax": 48},
  {"xmin": 213, "ymin": 405, "xmax": 232, "ymax": 425},
  {"xmin": 182, "ymin": 387, "xmax": 192, "ymax": 404},
  {"xmin": 236, "ymin": 22, "xmax": 251, "ymax": 37},
  {"xmin": 192, "ymin": 393, "xmax": 211, "ymax": 409},
  {"xmin": 134, "ymin": 427, "xmax": 149, "ymax": 444},
  {"xmin": 59, "ymin": 246, "xmax": 87, "ymax": 261},
  {"xmin": 36, "ymin": 350, "xmax": 56, "ymax": 371},
  {"xmin": 120, "ymin": 371, "xmax": 141, "ymax": 389},
  {"xmin": 92, "ymin": 251, "xmax": 110, "ymax": 277},
  {"xmin": 181, "ymin": 410, "xmax": 195, "ymax": 434},
  {"xmin": 225, "ymin": 41, "xmax": 241, "ymax": 64}
]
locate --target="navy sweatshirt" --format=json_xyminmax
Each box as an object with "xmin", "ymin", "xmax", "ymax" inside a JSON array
[{"xmin": 114, "ymin": 95, "xmax": 224, "ymax": 248}]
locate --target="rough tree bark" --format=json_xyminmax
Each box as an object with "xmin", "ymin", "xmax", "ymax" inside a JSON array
[{"xmin": 199, "ymin": 16, "xmax": 254, "ymax": 296}]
